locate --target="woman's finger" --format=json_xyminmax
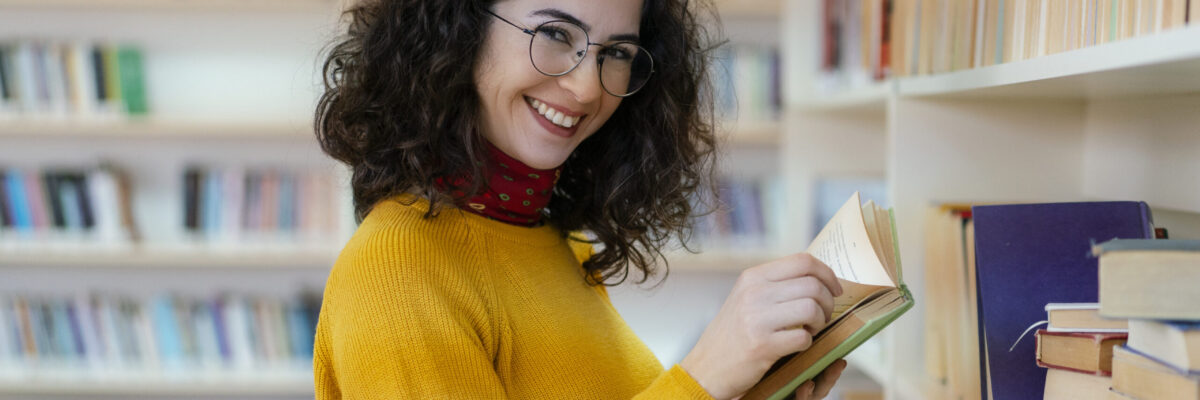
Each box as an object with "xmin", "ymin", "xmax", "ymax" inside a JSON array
[
  {"xmin": 812, "ymin": 359, "xmax": 848, "ymax": 399},
  {"xmin": 793, "ymin": 380, "xmax": 816, "ymax": 400},
  {"xmin": 768, "ymin": 277, "xmax": 835, "ymax": 323},
  {"xmin": 758, "ymin": 254, "xmax": 843, "ymax": 297},
  {"xmin": 768, "ymin": 297, "xmax": 830, "ymax": 335}
]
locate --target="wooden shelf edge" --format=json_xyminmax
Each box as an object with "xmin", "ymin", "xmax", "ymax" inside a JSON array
[
  {"xmin": 897, "ymin": 26, "xmax": 1200, "ymax": 99},
  {"xmin": 721, "ymin": 119, "xmax": 782, "ymax": 146},
  {"xmin": 0, "ymin": 372, "xmax": 312, "ymax": 396},
  {"xmin": 793, "ymin": 81, "xmax": 894, "ymax": 112},
  {"xmin": 0, "ymin": 119, "xmax": 314, "ymax": 139},
  {"xmin": 0, "ymin": 247, "xmax": 340, "ymax": 268},
  {"xmin": 0, "ymin": 0, "xmax": 335, "ymax": 12}
]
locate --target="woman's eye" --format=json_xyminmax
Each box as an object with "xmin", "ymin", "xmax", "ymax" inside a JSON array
[
  {"xmin": 540, "ymin": 27, "xmax": 571, "ymax": 43},
  {"xmin": 601, "ymin": 47, "xmax": 633, "ymax": 61}
]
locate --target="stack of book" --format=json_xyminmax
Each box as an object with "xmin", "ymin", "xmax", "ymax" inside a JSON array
[
  {"xmin": 0, "ymin": 290, "xmax": 320, "ymax": 376},
  {"xmin": 818, "ymin": 0, "xmax": 1199, "ymax": 89},
  {"xmin": 1035, "ymin": 303, "xmax": 1128, "ymax": 399},
  {"xmin": 1095, "ymin": 239, "xmax": 1200, "ymax": 399},
  {"xmin": 0, "ymin": 40, "xmax": 147, "ymax": 121},
  {"xmin": 182, "ymin": 166, "xmax": 341, "ymax": 245},
  {"xmin": 926, "ymin": 200, "xmax": 1158, "ymax": 399},
  {"xmin": 0, "ymin": 164, "xmax": 137, "ymax": 247}
]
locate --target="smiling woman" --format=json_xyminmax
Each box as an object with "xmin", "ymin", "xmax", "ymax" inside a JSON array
[{"xmin": 311, "ymin": 1, "xmax": 845, "ymax": 399}]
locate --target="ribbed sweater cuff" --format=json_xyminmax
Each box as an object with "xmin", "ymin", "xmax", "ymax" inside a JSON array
[{"xmin": 636, "ymin": 364, "xmax": 716, "ymax": 400}]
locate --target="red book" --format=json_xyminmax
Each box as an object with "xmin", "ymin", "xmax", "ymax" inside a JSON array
[{"xmin": 1036, "ymin": 329, "xmax": 1128, "ymax": 376}]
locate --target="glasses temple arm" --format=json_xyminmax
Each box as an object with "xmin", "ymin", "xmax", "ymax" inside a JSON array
[{"xmin": 484, "ymin": 9, "xmax": 535, "ymax": 36}]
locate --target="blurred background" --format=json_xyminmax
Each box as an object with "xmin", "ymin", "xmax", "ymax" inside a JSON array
[{"xmin": 2, "ymin": 0, "xmax": 1198, "ymax": 399}]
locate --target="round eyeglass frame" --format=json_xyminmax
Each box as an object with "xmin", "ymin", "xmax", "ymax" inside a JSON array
[{"xmin": 486, "ymin": 10, "xmax": 655, "ymax": 98}]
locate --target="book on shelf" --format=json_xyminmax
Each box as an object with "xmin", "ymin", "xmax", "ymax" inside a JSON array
[
  {"xmin": 820, "ymin": 0, "xmax": 1198, "ymax": 88},
  {"xmin": 1127, "ymin": 320, "xmax": 1200, "ymax": 375},
  {"xmin": 742, "ymin": 192, "xmax": 913, "ymax": 400},
  {"xmin": 0, "ymin": 290, "xmax": 320, "ymax": 375},
  {"xmin": 0, "ymin": 39, "xmax": 147, "ymax": 121},
  {"xmin": 712, "ymin": 44, "xmax": 781, "ymax": 123},
  {"xmin": 1045, "ymin": 303, "xmax": 1128, "ymax": 333},
  {"xmin": 971, "ymin": 201, "xmax": 1154, "ymax": 400},
  {"xmin": 0, "ymin": 164, "xmax": 138, "ymax": 245},
  {"xmin": 1111, "ymin": 345, "xmax": 1200, "ymax": 400},
  {"xmin": 818, "ymin": 0, "xmax": 891, "ymax": 91},
  {"xmin": 923, "ymin": 203, "xmax": 980, "ymax": 400},
  {"xmin": 1094, "ymin": 238, "xmax": 1200, "ymax": 320},
  {"xmin": 694, "ymin": 176, "xmax": 784, "ymax": 249},
  {"xmin": 181, "ymin": 165, "xmax": 340, "ymax": 245},
  {"xmin": 1043, "ymin": 367, "xmax": 1114, "ymax": 400},
  {"xmin": 1035, "ymin": 329, "xmax": 1127, "ymax": 376}
]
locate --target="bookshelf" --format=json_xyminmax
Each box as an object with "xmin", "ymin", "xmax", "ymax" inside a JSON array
[
  {"xmin": 782, "ymin": 0, "xmax": 1200, "ymax": 398},
  {"xmin": 0, "ymin": 2, "xmax": 343, "ymax": 398}
]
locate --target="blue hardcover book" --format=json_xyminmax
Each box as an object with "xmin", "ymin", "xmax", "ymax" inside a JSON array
[
  {"xmin": 5, "ymin": 170, "xmax": 33, "ymax": 232},
  {"xmin": 972, "ymin": 201, "xmax": 1154, "ymax": 400},
  {"xmin": 151, "ymin": 295, "xmax": 183, "ymax": 369}
]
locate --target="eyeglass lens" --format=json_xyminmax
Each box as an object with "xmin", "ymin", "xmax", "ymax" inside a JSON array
[{"xmin": 528, "ymin": 21, "xmax": 652, "ymax": 96}]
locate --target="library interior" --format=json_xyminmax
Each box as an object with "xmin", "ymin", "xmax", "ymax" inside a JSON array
[{"xmin": 1, "ymin": 0, "xmax": 1198, "ymax": 399}]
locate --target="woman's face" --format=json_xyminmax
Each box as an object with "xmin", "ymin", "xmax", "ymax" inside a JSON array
[{"xmin": 475, "ymin": 0, "xmax": 643, "ymax": 170}]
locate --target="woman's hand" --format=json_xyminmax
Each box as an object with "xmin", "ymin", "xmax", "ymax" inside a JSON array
[
  {"xmin": 792, "ymin": 359, "xmax": 847, "ymax": 400},
  {"xmin": 679, "ymin": 253, "xmax": 844, "ymax": 400}
]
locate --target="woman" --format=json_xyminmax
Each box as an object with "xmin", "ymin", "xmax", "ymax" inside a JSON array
[{"xmin": 312, "ymin": 0, "xmax": 847, "ymax": 399}]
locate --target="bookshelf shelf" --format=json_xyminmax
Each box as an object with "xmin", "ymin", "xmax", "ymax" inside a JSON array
[
  {"xmin": 794, "ymin": 81, "xmax": 893, "ymax": 112},
  {"xmin": 723, "ymin": 119, "xmax": 782, "ymax": 146},
  {"xmin": 783, "ymin": 3, "xmax": 1200, "ymax": 400},
  {"xmin": 664, "ymin": 247, "xmax": 787, "ymax": 272},
  {"xmin": 899, "ymin": 27, "xmax": 1200, "ymax": 99},
  {"xmin": 716, "ymin": 0, "xmax": 781, "ymax": 19},
  {"xmin": 0, "ymin": 373, "xmax": 312, "ymax": 396},
  {"xmin": 0, "ymin": 120, "xmax": 313, "ymax": 139},
  {"xmin": 0, "ymin": 247, "xmax": 339, "ymax": 269},
  {"xmin": 0, "ymin": 0, "xmax": 335, "ymax": 12}
]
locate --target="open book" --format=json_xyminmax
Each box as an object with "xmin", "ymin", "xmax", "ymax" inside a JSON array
[{"xmin": 743, "ymin": 192, "xmax": 914, "ymax": 400}]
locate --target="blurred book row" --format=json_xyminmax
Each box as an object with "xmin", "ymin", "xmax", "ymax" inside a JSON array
[
  {"xmin": 924, "ymin": 202, "xmax": 1199, "ymax": 399},
  {"xmin": 0, "ymin": 165, "xmax": 342, "ymax": 249},
  {"xmin": 0, "ymin": 165, "xmax": 137, "ymax": 245},
  {"xmin": 0, "ymin": 39, "xmax": 148, "ymax": 121},
  {"xmin": 182, "ymin": 166, "xmax": 341, "ymax": 243},
  {"xmin": 693, "ymin": 177, "xmax": 785, "ymax": 248},
  {"xmin": 712, "ymin": 44, "xmax": 782, "ymax": 123},
  {"xmin": 0, "ymin": 290, "xmax": 320, "ymax": 377},
  {"xmin": 819, "ymin": 0, "xmax": 1200, "ymax": 91}
]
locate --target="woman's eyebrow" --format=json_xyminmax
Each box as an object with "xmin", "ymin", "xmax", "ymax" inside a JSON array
[{"xmin": 529, "ymin": 8, "xmax": 640, "ymax": 43}]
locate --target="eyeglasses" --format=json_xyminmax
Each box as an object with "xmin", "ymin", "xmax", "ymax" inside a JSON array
[{"xmin": 486, "ymin": 10, "xmax": 654, "ymax": 98}]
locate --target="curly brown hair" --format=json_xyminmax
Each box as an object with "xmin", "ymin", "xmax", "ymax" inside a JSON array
[{"xmin": 315, "ymin": 0, "xmax": 720, "ymax": 285}]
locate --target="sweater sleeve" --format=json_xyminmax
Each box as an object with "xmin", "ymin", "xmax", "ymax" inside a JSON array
[
  {"xmin": 314, "ymin": 239, "xmax": 508, "ymax": 399},
  {"xmin": 633, "ymin": 364, "xmax": 718, "ymax": 400}
]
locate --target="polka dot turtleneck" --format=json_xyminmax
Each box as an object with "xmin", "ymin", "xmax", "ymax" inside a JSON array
[{"xmin": 439, "ymin": 142, "xmax": 562, "ymax": 227}]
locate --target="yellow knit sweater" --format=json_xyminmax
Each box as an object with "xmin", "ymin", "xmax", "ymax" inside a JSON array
[{"xmin": 313, "ymin": 195, "xmax": 715, "ymax": 399}]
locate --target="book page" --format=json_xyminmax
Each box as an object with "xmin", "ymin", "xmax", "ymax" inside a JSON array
[{"xmin": 807, "ymin": 192, "xmax": 894, "ymax": 287}]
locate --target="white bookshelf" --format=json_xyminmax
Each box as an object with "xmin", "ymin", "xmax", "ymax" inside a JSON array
[
  {"xmin": 781, "ymin": 0, "xmax": 1200, "ymax": 397},
  {"xmin": 0, "ymin": 3, "xmax": 344, "ymax": 399}
]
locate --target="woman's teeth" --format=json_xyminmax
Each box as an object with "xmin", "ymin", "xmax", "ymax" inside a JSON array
[{"xmin": 528, "ymin": 98, "xmax": 580, "ymax": 129}]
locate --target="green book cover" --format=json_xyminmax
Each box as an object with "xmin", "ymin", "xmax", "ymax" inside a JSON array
[{"xmin": 116, "ymin": 45, "xmax": 147, "ymax": 115}]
